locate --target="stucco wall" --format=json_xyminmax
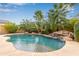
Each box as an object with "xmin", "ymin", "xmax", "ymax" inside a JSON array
[{"xmin": 0, "ymin": 24, "xmax": 7, "ymax": 34}]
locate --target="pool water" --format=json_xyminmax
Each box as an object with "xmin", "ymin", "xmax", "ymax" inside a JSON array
[{"xmin": 7, "ymin": 34, "xmax": 65, "ymax": 52}]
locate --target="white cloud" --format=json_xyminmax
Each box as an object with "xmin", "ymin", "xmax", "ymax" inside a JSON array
[
  {"xmin": 0, "ymin": 3, "xmax": 35, "ymax": 8},
  {"xmin": 10, "ymin": 3, "xmax": 26, "ymax": 6},
  {"xmin": 0, "ymin": 3, "xmax": 26, "ymax": 8},
  {"xmin": 10, "ymin": 3, "xmax": 36, "ymax": 6},
  {"xmin": 0, "ymin": 8, "xmax": 16, "ymax": 12}
]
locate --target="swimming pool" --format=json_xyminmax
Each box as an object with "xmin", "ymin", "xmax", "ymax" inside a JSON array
[{"xmin": 7, "ymin": 34, "xmax": 65, "ymax": 52}]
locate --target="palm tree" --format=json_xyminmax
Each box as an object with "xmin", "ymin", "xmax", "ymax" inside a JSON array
[{"xmin": 48, "ymin": 3, "xmax": 75, "ymax": 32}]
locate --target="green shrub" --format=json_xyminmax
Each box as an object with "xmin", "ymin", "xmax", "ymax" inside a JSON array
[
  {"xmin": 74, "ymin": 22, "xmax": 79, "ymax": 42},
  {"xmin": 64, "ymin": 18, "xmax": 79, "ymax": 32},
  {"xmin": 69, "ymin": 18, "xmax": 79, "ymax": 31},
  {"xmin": 4, "ymin": 22, "xmax": 18, "ymax": 33},
  {"xmin": 19, "ymin": 20, "xmax": 38, "ymax": 33},
  {"xmin": 64, "ymin": 22, "xmax": 73, "ymax": 32},
  {"xmin": 19, "ymin": 23, "xmax": 27, "ymax": 32},
  {"xmin": 41, "ymin": 30, "xmax": 49, "ymax": 34}
]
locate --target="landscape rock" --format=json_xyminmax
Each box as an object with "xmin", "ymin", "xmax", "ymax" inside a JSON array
[{"xmin": 49, "ymin": 30, "xmax": 74, "ymax": 41}]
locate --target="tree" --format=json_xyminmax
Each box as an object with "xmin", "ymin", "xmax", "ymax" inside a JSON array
[
  {"xmin": 34, "ymin": 10, "xmax": 44, "ymax": 33},
  {"xmin": 48, "ymin": 3, "xmax": 75, "ymax": 32}
]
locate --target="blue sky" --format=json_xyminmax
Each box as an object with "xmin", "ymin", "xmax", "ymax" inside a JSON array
[{"xmin": 0, "ymin": 3, "xmax": 79, "ymax": 24}]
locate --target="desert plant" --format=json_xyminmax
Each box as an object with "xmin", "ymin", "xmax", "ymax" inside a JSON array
[
  {"xmin": 74, "ymin": 22, "xmax": 79, "ymax": 42},
  {"xmin": 4, "ymin": 22, "xmax": 18, "ymax": 33}
]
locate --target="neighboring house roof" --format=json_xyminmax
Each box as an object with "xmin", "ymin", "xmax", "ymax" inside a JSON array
[{"xmin": 0, "ymin": 20, "xmax": 8, "ymax": 24}]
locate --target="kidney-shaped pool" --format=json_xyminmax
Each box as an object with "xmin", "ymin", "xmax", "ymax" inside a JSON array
[{"xmin": 7, "ymin": 34, "xmax": 65, "ymax": 52}]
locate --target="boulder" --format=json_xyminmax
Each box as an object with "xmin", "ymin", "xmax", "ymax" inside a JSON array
[{"xmin": 49, "ymin": 30, "xmax": 74, "ymax": 41}]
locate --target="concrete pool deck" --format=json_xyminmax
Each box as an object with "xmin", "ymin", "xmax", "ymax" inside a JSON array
[{"xmin": 0, "ymin": 34, "xmax": 79, "ymax": 56}]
